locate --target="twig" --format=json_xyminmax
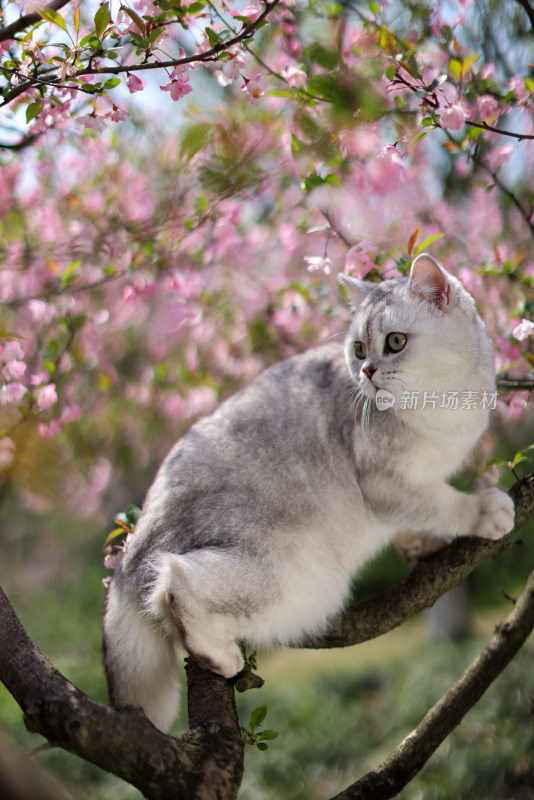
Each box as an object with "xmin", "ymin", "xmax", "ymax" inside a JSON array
[{"xmin": 465, "ymin": 119, "xmax": 534, "ymax": 140}]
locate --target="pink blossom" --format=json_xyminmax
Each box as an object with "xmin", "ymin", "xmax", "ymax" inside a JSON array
[
  {"xmin": 126, "ymin": 72, "xmax": 145, "ymax": 93},
  {"xmin": 440, "ymin": 103, "xmax": 466, "ymax": 131},
  {"xmin": 508, "ymin": 76, "xmax": 531, "ymax": 103},
  {"xmin": 162, "ymin": 394, "xmax": 185, "ymax": 419},
  {"xmin": 230, "ymin": 4, "xmax": 261, "ymax": 22},
  {"xmin": 103, "ymin": 553, "xmax": 117, "ymax": 569},
  {"xmin": 37, "ymin": 383, "xmax": 58, "ymax": 410},
  {"xmin": 487, "ymin": 144, "xmax": 514, "ymax": 171},
  {"xmin": 1, "ymin": 341, "xmax": 24, "ymax": 362},
  {"xmin": 160, "ymin": 75, "xmax": 193, "ymax": 102},
  {"xmin": 281, "ymin": 65, "xmax": 307, "ymax": 89},
  {"xmin": 304, "ymin": 255, "xmax": 332, "ymax": 275},
  {"xmin": 78, "ymin": 114, "xmax": 108, "ymax": 133},
  {"xmin": 494, "ymin": 336, "xmax": 522, "ymax": 372},
  {"xmin": 6, "ymin": 360, "xmax": 26, "ymax": 380},
  {"xmin": 477, "ymin": 94, "xmax": 499, "ymax": 121},
  {"xmin": 187, "ymin": 386, "xmax": 218, "ymax": 418},
  {"xmin": 512, "ymin": 319, "xmax": 534, "ymax": 341},
  {"xmin": 217, "ymin": 52, "xmax": 246, "ymax": 86},
  {"xmin": 109, "ymin": 107, "xmax": 130, "ymax": 123},
  {"xmin": 0, "ymin": 382, "xmax": 26, "ymax": 405},
  {"xmin": 38, "ymin": 419, "xmax": 63, "ymax": 440},
  {"xmin": 28, "ymin": 299, "xmax": 57, "ymax": 323},
  {"xmin": 241, "ymin": 74, "xmax": 264, "ymax": 104},
  {"xmin": 368, "ymin": 145, "xmax": 404, "ymax": 191},
  {"xmin": 61, "ymin": 404, "xmax": 83, "ymax": 424},
  {"xmin": 344, "ymin": 243, "xmax": 376, "ymax": 278}
]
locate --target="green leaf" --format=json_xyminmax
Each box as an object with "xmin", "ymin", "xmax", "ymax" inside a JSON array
[
  {"xmin": 385, "ymin": 65, "xmax": 396, "ymax": 81},
  {"xmin": 104, "ymin": 77, "xmax": 121, "ymax": 89},
  {"xmin": 512, "ymin": 444, "xmax": 534, "ymax": 469},
  {"xmin": 94, "ymin": 3, "xmax": 111, "ymax": 38},
  {"xmin": 44, "ymin": 358, "xmax": 56, "ymax": 376},
  {"xmin": 256, "ymin": 742, "xmax": 269, "ymax": 751},
  {"xmin": 121, "ymin": 5, "xmax": 146, "ymax": 34},
  {"xmin": 124, "ymin": 504, "xmax": 142, "ymax": 525},
  {"xmin": 62, "ymin": 260, "xmax": 82, "ymax": 284},
  {"xmin": 35, "ymin": 6, "xmax": 69, "ymax": 33},
  {"xmin": 448, "ymin": 58, "xmax": 462, "ymax": 81},
  {"xmin": 415, "ymin": 233, "xmax": 444, "ymax": 254},
  {"xmin": 180, "ymin": 122, "xmax": 212, "ymax": 158},
  {"xmin": 257, "ymin": 730, "xmax": 279, "ymax": 741},
  {"xmin": 205, "ymin": 27, "xmax": 221, "ymax": 47},
  {"xmin": 187, "ymin": 1, "xmax": 206, "ymax": 12},
  {"xmin": 249, "ymin": 705, "xmax": 267, "ymax": 729},
  {"xmin": 26, "ymin": 101, "xmax": 43, "ymax": 124},
  {"xmin": 149, "ymin": 26, "xmax": 164, "ymax": 44},
  {"xmin": 80, "ymin": 34, "xmax": 102, "ymax": 51}
]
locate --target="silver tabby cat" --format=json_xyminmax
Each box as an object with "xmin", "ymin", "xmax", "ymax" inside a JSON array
[{"xmin": 103, "ymin": 254, "xmax": 514, "ymax": 731}]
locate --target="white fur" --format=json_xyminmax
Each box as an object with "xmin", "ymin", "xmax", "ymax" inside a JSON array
[
  {"xmin": 104, "ymin": 580, "xmax": 180, "ymax": 731},
  {"xmin": 104, "ymin": 255, "xmax": 515, "ymax": 732}
]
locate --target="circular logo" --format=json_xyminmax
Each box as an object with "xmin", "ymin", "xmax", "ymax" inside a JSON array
[{"xmin": 375, "ymin": 389, "xmax": 396, "ymax": 411}]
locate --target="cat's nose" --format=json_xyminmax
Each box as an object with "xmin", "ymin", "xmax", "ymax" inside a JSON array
[{"xmin": 363, "ymin": 364, "xmax": 377, "ymax": 380}]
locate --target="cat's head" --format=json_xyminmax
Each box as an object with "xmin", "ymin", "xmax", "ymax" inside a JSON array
[{"xmin": 338, "ymin": 254, "xmax": 495, "ymax": 410}]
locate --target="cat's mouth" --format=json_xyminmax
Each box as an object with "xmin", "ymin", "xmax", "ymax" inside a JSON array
[{"xmin": 360, "ymin": 379, "xmax": 378, "ymax": 399}]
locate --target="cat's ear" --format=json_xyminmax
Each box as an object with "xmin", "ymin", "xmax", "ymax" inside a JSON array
[
  {"xmin": 408, "ymin": 253, "xmax": 454, "ymax": 309},
  {"xmin": 337, "ymin": 273, "xmax": 375, "ymax": 307}
]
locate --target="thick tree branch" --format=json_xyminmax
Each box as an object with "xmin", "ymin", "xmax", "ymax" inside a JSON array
[
  {"xmin": 331, "ymin": 567, "xmax": 534, "ymax": 800},
  {"xmin": 0, "ymin": 587, "xmax": 243, "ymax": 800},
  {"xmin": 300, "ymin": 469, "xmax": 534, "ymax": 649},
  {"xmin": 513, "ymin": 0, "xmax": 534, "ymax": 31}
]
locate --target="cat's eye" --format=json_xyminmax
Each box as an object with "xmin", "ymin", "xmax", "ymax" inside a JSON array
[
  {"xmin": 385, "ymin": 332, "xmax": 407, "ymax": 353},
  {"xmin": 353, "ymin": 341, "xmax": 366, "ymax": 359}
]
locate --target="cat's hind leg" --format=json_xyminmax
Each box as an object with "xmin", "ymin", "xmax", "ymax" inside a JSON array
[{"xmin": 146, "ymin": 550, "xmax": 247, "ymax": 679}]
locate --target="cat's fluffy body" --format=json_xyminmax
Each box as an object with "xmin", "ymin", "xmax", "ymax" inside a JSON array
[{"xmin": 103, "ymin": 255, "xmax": 514, "ymax": 731}]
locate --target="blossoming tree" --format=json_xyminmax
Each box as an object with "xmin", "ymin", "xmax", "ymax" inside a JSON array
[{"xmin": 0, "ymin": 0, "xmax": 533, "ymax": 797}]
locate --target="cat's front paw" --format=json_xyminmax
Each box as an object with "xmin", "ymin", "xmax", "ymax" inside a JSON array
[{"xmin": 474, "ymin": 488, "xmax": 515, "ymax": 540}]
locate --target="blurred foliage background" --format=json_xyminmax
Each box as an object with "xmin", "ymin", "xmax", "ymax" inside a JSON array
[{"xmin": 1, "ymin": 0, "xmax": 534, "ymax": 796}]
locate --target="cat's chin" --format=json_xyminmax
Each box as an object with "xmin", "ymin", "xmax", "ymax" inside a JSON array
[{"xmin": 359, "ymin": 381, "xmax": 378, "ymax": 400}]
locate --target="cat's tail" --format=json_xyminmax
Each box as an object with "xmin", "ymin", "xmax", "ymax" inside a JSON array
[{"xmin": 103, "ymin": 572, "xmax": 181, "ymax": 733}]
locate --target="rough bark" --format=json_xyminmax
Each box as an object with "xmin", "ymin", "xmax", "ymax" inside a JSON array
[{"xmin": 0, "ymin": 587, "xmax": 243, "ymax": 800}]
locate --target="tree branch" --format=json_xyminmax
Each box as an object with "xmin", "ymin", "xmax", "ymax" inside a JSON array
[
  {"xmin": 0, "ymin": 587, "xmax": 244, "ymax": 800},
  {"xmin": 513, "ymin": 0, "xmax": 534, "ymax": 32},
  {"xmin": 0, "ymin": 0, "xmax": 281, "ymax": 109},
  {"xmin": 300, "ymin": 469, "xmax": 534, "ymax": 649},
  {"xmin": 0, "ymin": 0, "xmax": 72, "ymax": 42},
  {"xmin": 465, "ymin": 119, "xmax": 534, "ymax": 140},
  {"xmin": 331, "ymin": 566, "xmax": 534, "ymax": 800}
]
